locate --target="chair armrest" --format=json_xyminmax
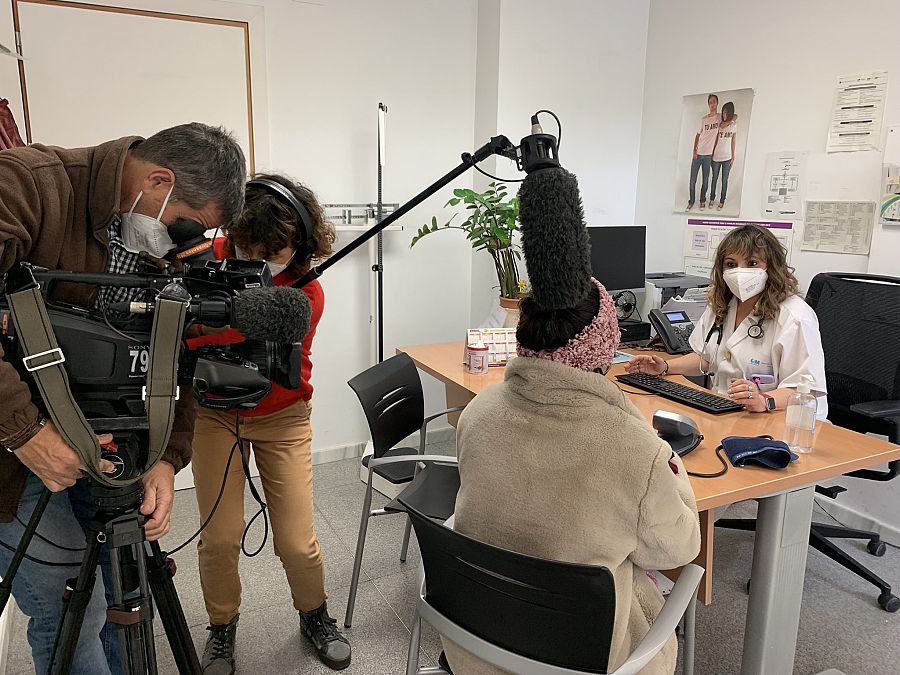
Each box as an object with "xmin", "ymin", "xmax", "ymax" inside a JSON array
[
  {"xmin": 419, "ymin": 405, "xmax": 467, "ymax": 454},
  {"xmin": 849, "ymin": 400, "xmax": 900, "ymax": 419},
  {"xmin": 613, "ymin": 565, "xmax": 704, "ymax": 675},
  {"xmin": 422, "ymin": 406, "xmax": 468, "ymax": 427},
  {"xmin": 366, "ymin": 454, "xmax": 458, "ymax": 471}
]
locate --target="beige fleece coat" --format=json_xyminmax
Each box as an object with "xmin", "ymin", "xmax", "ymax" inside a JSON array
[{"xmin": 445, "ymin": 357, "xmax": 701, "ymax": 675}]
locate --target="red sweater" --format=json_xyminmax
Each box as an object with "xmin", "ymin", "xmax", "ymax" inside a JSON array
[{"xmin": 185, "ymin": 238, "xmax": 324, "ymax": 416}]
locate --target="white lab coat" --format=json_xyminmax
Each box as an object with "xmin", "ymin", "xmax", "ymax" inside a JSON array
[{"xmin": 688, "ymin": 295, "xmax": 829, "ymax": 419}]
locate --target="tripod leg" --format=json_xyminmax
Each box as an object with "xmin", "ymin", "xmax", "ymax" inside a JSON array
[
  {"xmin": 133, "ymin": 543, "xmax": 158, "ymax": 674},
  {"xmin": 147, "ymin": 541, "xmax": 202, "ymax": 675},
  {"xmin": 49, "ymin": 529, "xmax": 103, "ymax": 675},
  {"xmin": 0, "ymin": 487, "xmax": 52, "ymax": 616},
  {"xmin": 109, "ymin": 546, "xmax": 134, "ymax": 673}
]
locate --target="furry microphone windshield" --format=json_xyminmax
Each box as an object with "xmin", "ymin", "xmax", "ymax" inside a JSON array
[
  {"xmin": 517, "ymin": 168, "xmax": 593, "ymax": 310},
  {"xmin": 232, "ymin": 286, "xmax": 311, "ymax": 343}
]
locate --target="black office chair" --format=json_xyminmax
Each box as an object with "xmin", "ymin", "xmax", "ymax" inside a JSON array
[
  {"xmin": 344, "ymin": 353, "xmax": 465, "ymax": 627},
  {"xmin": 402, "ymin": 504, "xmax": 703, "ymax": 675},
  {"xmin": 717, "ymin": 272, "xmax": 900, "ymax": 612}
]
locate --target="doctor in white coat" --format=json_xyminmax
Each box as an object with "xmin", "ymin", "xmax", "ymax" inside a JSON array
[{"xmin": 627, "ymin": 224, "xmax": 828, "ymax": 419}]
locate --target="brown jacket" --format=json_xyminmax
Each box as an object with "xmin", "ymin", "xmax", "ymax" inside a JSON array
[{"xmin": 0, "ymin": 137, "xmax": 196, "ymax": 521}]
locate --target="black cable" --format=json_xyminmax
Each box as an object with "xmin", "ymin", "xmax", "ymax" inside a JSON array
[
  {"xmin": 14, "ymin": 515, "xmax": 84, "ymax": 553},
  {"xmin": 616, "ymin": 385, "xmax": 656, "ymax": 396},
  {"xmin": 472, "ymin": 163, "xmax": 525, "ymax": 184},
  {"xmin": 166, "ymin": 433, "xmax": 241, "ymax": 556},
  {"xmin": 469, "ymin": 109, "xmax": 563, "ymax": 184},
  {"xmin": 687, "ymin": 445, "xmax": 730, "ymax": 478},
  {"xmin": 99, "ymin": 288, "xmax": 159, "ymax": 342},
  {"xmin": 533, "ymin": 109, "xmax": 563, "ymax": 151},
  {"xmin": 237, "ymin": 415, "xmax": 269, "ymax": 557},
  {"xmin": 0, "ymin": 538, "xmax": 82, "ymax": 567}
]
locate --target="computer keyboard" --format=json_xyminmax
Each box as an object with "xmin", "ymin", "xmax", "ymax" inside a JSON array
[{"xmin": 616, "ymin": 373, "xmax": 744, "ymax": 414}]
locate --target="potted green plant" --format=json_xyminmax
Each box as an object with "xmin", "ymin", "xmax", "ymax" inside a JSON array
[{"xmin": 411, "ymin": 182, "xmax": 525, "ymax": 306}]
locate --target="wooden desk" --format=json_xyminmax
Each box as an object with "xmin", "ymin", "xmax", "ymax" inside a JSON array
[{"xmin": 399, "ymin": 342, "xmax": 900, "ymax": 675}]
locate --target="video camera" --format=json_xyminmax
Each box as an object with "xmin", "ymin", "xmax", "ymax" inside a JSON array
[{"xmin": 0, "ymin": 256, "xmax": 310, "ymax": 479}]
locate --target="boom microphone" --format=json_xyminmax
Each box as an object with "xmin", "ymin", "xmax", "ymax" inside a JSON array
[
  {"xmin": 232, "ymin": 286, "xmax": 311, "ymax": 343},
  {"xmin": 111, "ymin": 286, "xmax": 311, "ymax": 344},
  {"xmin": 516, "ymin": 167, "xmax": 593, "ymax": 309}
]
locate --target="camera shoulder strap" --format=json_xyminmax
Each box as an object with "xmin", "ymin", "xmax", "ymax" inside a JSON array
[{"xmin": 5, "ymin": 285, "xmax": 185, "ymax": 487}]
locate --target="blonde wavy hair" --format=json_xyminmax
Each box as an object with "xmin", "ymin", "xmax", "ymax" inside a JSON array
[{"xmin": 708, "ymin": 225, "xmax": 799, "ymax": 323}]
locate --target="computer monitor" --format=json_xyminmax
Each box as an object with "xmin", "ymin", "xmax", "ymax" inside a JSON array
[{"xmin": 587, "ymin": 225, "xmax": 646, "ymax": 292}]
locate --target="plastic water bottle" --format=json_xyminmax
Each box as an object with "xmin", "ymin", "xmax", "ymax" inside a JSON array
[{"xmin": 785, "ymin": 376, "xmax": 818, "ymax": 454}]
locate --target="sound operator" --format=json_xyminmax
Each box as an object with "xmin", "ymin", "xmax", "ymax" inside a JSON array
[
  {"xmin": 0, "ymin": 123, "xmax": 246, "ymax": 675},
  {"xmin": 184, "ymin": 174, "xmax": 353, "ymax": 674}
]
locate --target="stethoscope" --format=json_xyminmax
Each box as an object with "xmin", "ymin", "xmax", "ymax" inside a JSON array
[{"xmin": 699, "ymin": 317, "xmax": 765, "ymax": 376}]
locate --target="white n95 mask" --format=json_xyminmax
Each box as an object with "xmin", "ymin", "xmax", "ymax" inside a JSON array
[
  {"xmin": 723, "ymin": 267, "xmax": 768, "ymax": 301},
  {"xmin": 121, "ymin": 184, "xmax": 176, "ymax": 257}
]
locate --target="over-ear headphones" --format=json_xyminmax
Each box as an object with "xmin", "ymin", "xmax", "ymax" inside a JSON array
[{"xmin": 246, "ymin": 177, "xmax": 316, "ymax": 259}]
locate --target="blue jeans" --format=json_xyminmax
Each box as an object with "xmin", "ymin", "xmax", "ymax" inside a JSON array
[
  {"xmin": 710, "ymin": 160, "xmax": 732, "ymax": 203},
  {"xmin": 0, "ymin": 475, "xmax": 125, "ymax": 675},
  {"xmin": 689, "ymin": 154, "xmax": 712, "ymax": 204}
]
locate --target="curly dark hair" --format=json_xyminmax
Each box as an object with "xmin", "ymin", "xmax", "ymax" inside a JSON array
[
  {"xmin": 516, "ymin": 284, "xmax": 600, "ymax": 352},
  {"xmin": 708, "ymin": 225, "xmax": 800, "ymax": 323},
  {"xmin": 224, "ymin": 173, "xmax": 336, "ymax": 275}
]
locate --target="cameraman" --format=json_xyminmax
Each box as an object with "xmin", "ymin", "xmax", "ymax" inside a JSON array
[
  {"xmin": 185, "ymin": 175, "xmax": 351, "ymax": 673},
  {"xmin": 0, "ymin": 123, "xmax": 246, "ymax": 675}
]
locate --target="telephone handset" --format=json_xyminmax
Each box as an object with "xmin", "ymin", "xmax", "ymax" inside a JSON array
[{"xmin": 648, "ymin": 308, "xmax": 695, "ymax": 355}]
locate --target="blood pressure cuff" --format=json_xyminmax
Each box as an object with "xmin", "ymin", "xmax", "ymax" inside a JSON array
[{"xmin": 721, "ymin": 435, "xmax": 798, "ymax": 470}]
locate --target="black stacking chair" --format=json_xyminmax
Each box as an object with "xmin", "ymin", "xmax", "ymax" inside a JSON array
[
  {"xmin": 403, "ymin": 505, "xmax": 703, "ymax": 675},
  {"xmin": 717, "ymin": 272, "xmax": 900, "ymax": 612},
  {"xmin": 344, "ymin": 353, "xmax": 465, "ymax": 627}
]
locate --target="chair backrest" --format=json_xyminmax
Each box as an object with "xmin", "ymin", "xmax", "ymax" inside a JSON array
[
  {"xmin": 806, "ymin": 272, "xmax": 900, "ymax": 442},
  {"xmin": 347, "ymin": 352, "xmax": 425, "ymax": 458},
  {"xmin": 403, "ymin": 505, "xmax": 616, "ymax": 674}
]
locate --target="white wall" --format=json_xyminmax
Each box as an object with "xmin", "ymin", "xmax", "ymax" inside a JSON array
[
  {"xmin": 1, "ymin": 0, "xmax": 479, "ymax": 462},
  {"xmin": 636, "ymin": 0, "xmax": 900, "ymax": 289},
  {"xmin": 468, "ymin": 0, "xmax": 502, "ymax": 326},
  {"xmin": 257, "ymin": 0, "xmax": 478, "ymax": 455},
  {"xmin": 467, "ymin": 0, "xmax": 651, "ymax": 325},
  {"xmin": 0, "ymin": 0, "xmax": 24, "ymax": 132},
  {"xmin": 637, "ymin": 0, "xmax": 900, "ymax": 541}
]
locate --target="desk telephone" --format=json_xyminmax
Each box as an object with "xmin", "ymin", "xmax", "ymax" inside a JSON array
[{"xmin": 648, "ymin": 309, "xmax": 695, "ymax": 354}]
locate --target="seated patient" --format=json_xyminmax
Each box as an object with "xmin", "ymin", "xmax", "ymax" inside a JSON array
[{"xmin": 446, "ymin": 170, "xmax": 701, "ymax": 675}]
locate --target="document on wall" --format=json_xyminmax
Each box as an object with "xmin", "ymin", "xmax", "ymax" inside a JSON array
[
  {"xmin": 763, "ymin": 151, "xmax": 808, "ymax": 218},
  {"xmin": 881, "ymin": 164, "xmax": 900, "ymax": 226},
  {"xmin": 826, "ymin": 71, "xmax": 888, "ymax": 153},
  {"xmin": 683, "ymin": 219, "xmax": 794, "ymax": 277},
  {"xmin": 801, "ymin": 201, "xmax": 875, "ymax": 254},
  {"xmin": 882, "ymin": 128, "xmax": 900, "ymax": 227}
]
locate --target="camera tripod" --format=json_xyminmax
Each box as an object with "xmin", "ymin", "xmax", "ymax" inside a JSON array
[{"xmin": 0, "ymin": 479, "xmax": 201, "ymax": 675}]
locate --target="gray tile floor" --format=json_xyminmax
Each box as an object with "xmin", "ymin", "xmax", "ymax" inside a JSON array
[{"xmin": 6, "ymin": 439, "xmax": 900, "ymax": 674}]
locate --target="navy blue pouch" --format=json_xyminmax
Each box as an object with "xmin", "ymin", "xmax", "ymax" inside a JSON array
[{"xmin": 721, "ymin": 435, "xmax": 798, "ymax": 469}]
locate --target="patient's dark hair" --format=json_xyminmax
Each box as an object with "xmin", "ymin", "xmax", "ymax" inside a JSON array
[{"xmin": 516, "ymin": 284, "xmax": 600, "ymax": 352}]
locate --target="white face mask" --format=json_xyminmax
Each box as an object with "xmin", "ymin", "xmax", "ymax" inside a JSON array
[
  {"xmin": 234, "ymin": 244, "xmax": 296, "ymax": 278},
  {"xmin": 723, "ymin": 267, "xmax": 768, "ymax": 301},
  {"xmin": 121, "ymin": 184, "xmax": 175, "ymax": 257}
]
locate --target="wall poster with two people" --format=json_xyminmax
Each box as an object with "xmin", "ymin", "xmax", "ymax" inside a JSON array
[{"xmin": 674, "ymin": 87, "xmax": 754, "ymax": 217}]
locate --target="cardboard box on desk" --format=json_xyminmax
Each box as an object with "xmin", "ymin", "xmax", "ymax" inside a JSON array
[{"xmin": 465, "ymin": 328, "xmax": 517, "ymax": 366}]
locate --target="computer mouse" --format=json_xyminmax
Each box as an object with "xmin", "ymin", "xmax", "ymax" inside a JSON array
[{"xmin": 652, "ymin": 410, "xmax": 704, "ymax": 457}]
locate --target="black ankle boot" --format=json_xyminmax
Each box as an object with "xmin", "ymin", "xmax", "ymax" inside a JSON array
[
  {"xmin": 299, "ymin": 602, "xmax": 352, "ymax": 670},
  {"xmin": 201, "ymin": 614, "xmax": 238, "ymax": 674}
]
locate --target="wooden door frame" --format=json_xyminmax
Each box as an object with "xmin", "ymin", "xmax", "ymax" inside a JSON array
[{"xmin": 10, "ymin": 0, "xmax": 256, "ymax": 172}]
